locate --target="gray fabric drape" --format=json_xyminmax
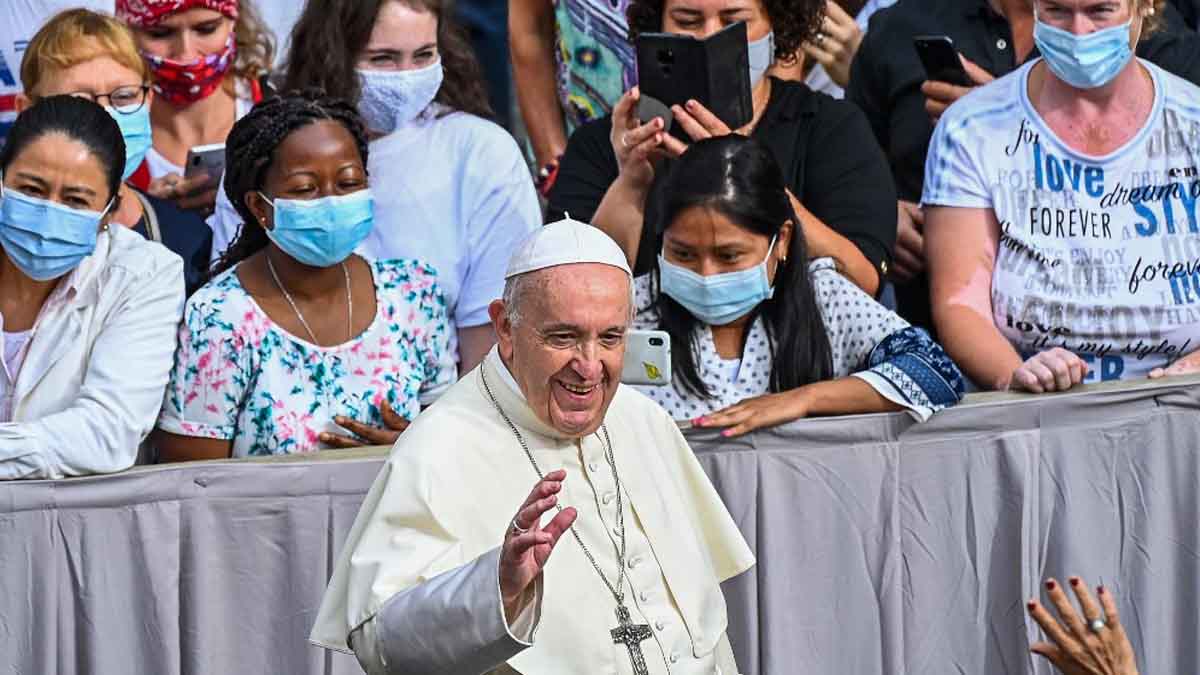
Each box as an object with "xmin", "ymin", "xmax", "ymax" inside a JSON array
[{"xmin": 3, "ymin": 378, "xmax": 1199, "ymax": 675}]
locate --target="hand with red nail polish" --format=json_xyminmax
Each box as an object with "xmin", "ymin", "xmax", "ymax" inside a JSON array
[{"xmin": 1026, "ymin": 575, "xmax": 1139, "ymax": 675}]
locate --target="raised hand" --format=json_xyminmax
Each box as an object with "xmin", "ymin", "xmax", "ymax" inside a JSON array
[
  {"xmin": 1027, "ymin": 577, "xmax": 1139, "ymax": 675},
  {"xmin": 499, "ymin": 470, "xmax": 578, "ymax": 622}
]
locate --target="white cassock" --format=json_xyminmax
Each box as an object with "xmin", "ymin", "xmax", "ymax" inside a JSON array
[{"xmin": 310, "ymin": 347, "xmax": 755, "ymax": 674}]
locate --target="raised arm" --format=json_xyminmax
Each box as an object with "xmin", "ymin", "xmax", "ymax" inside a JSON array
[{"xmin": 509, "ymin": 0, "xmax": 569, "ymax": 168}]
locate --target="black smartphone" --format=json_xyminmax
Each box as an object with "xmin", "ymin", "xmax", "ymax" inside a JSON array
[
  {"xmin": 913, "ymin": 35, "xmax": 973, "ymax": 87},
  {"xmin": 635, "ymin": 21, "xmax": 753, "ymax": 137}
]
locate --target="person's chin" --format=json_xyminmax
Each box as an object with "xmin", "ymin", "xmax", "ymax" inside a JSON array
[{"xmin": 549, "ymin": 384, "xmax": 604, "ymax": 436}]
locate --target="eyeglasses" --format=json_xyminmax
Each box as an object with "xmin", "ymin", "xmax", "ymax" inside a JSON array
[{"xmin": 68, "ymin": 85, "xmax": 151, "ymax": 113}]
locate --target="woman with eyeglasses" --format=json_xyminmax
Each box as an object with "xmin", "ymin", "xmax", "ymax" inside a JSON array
[
  {"xmin": 116, "ymin": 0, "xmax": 274, "ymax": 216},
  {"xmin": 16, "ymin": 9, "xmax": 212, "ymax": 296},
  {"xmin": 0, "ymin": 95, "xmax": 185, "ymax": 480}
]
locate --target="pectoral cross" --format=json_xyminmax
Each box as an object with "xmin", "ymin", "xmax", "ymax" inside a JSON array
[{"xmin": 611, "ymin": 605, "xmax": 653, "ymax": 675}]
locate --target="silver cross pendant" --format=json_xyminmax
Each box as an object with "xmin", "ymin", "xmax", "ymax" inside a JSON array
[{"xmin": 611, "ymin": 605, "xmax": 653, "ymax": 675}]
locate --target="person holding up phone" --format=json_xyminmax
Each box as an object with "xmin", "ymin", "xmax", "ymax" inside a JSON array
[
  {"xmin": 115, "ymin": 0, "xmax": 274, "ymax": 216},
  {"xmin": 625, "ymin": 135, "xmax": 963, "ymax": 435},
  {"xmin": 548, "ymin": 0, "xmax": 900, "ymax": 300}
]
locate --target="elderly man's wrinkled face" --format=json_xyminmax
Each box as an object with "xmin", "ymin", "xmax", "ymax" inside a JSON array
[{"xmin": 491, "ymin": 264, "xmax": 631, "ymax": 438}]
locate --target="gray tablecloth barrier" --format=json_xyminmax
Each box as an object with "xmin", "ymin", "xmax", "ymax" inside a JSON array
[{"xmin": 3, "ymin": 377, "xmax": 1199, "ymax": 675}]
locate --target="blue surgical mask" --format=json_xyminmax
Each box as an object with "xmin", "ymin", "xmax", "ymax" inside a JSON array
[
  {"xmin": 357, "ymin": 61, "xmax": 445, "ymax": 135},
  {"xmin": 1034, "ymin": 10, "xmax": 1136, "ymax": 89},
  {"xmin": 106, "ymin": 104, "xmax": 153, "ymax": 181},
  {"xmin": 260, "ymin": 189, "xmax": 374, "ymax": 268},
  {"xmin": 748, "ymin": 32, "xmax": 775, "ymax": 87},
  {"xmin": 658, "ymin": 236, "xmax": 778, "ymax": 326},
  {"xmin": 0, "ymin": 180, "xmax": 110, "ymax": 281}
]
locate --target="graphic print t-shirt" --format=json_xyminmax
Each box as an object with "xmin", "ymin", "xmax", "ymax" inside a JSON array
[{"xmin": 923, "ymin": 59, "xmax": 1200, "ymax": 382}]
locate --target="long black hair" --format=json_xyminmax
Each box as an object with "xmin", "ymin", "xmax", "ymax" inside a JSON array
[
  {"xmin": 210, "ymin": 88, "xmax": 370, "ymax": 278},
  {"xmin": 281, "ymin": 0, "xmax": 493, "ymax": 120},
  {"xmin": 0, "ymin": 95, "xmax": 125, "ymax": 203},
  {"xmin": 654, "ymin": 135, "xmax": 834, "ymax": 399}
]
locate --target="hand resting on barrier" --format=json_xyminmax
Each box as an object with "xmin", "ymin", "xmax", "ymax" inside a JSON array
[
  {"xmin": 1008, "ymin": 348, "xmax": 1090, "ymax": 394},
  {"xmin": 1027, "ymin": 577, "xmax": 1139, "ymax": 675}
]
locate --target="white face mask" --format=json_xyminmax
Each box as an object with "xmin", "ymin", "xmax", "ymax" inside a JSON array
[{"xmin": 357, "ymin": 60, "xmax": 445, "ymax": 135}]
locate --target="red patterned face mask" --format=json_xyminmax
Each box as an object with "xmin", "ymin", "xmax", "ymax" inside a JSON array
[{"xmin": 144, "ymin": 32, "xmax": 236, "ymax": 107}]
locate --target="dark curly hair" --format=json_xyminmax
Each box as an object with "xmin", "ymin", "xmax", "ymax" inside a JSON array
[
  {"xmin": 209, "ymin": 88, "xmax": 370, "ymax": 278},
  {"xmin": 281, "ymin": 0, "xmax": 493, "ymax": 120},
  {"xmin": 626, "ymin": 0, "xmax": 824, "ymax": 66}
]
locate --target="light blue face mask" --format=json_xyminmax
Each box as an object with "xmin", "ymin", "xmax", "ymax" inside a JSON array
[
  {"xmin": 748, "ymin": 31, "xmax": 775, "ymax": 87},
  {"xmin": 260, "ymin": 189, "xmax": 374, "ymax": 268},
  {"xmin": 106, "ymin": 104, "xmax": 153, "ymax": 181},
  {"xmin": 658, "ymin": 236, "xmax": 778, "ymax": 326},
  {"xmin": 1034, "ymin": 9, "xmax": 1136, "ymax": 89},
  {"xmin": 0, "ymin": 180, "xmax": 111, "ymax": 281}
]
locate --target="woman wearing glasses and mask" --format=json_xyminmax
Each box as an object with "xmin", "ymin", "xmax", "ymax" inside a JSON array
[
  {"xmin": 155, "ymin": 90, "xmax": 456, "ymax": 460},
  {"xmin": 0, "ymin": 96, "xmax": 185, "ymax": 480},
  {"xmin": 16, "ymin": 9, "xmax": 212, "ymax": 296}
]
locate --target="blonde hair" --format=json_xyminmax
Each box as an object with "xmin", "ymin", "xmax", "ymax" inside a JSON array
[
  {"xmin": 230, "ymin": 0, "xmax": 274, "ymax": 86},
  {"xmin": 20, "ymin": 9, "xmax": 148, "ymax": 96}
]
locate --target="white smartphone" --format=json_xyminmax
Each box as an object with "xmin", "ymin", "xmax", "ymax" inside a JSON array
[
  {"xmin": 184, "ymin": 143, "xmax": 226, "ymax": 183},
  {"xmin": 621, "ymin": 330, "xmax": 672, "ymax": 386}
]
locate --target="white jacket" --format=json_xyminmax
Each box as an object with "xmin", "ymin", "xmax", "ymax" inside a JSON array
[{"xmin": 0, "ymin": 225, "xmax": 185, "ymax": 480}]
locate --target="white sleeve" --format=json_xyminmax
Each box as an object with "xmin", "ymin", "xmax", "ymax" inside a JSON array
[
  {"xmin": 458, "ymin": 136, "xmax": 540, "ymax": 329},
  {"xmin": 0, "ymin": 254, "xmax": 185, "ymax": 479},
  {"xmin": 920, "ymin": 107, "xmax": 993, "ymax": 210},
  {"xmin": 351, "ymin": 547, "xmax": 541, "ymax": 675},
  {"xmin": 206, "ymin": 172, "xmax": 242, "ymax": 265}
]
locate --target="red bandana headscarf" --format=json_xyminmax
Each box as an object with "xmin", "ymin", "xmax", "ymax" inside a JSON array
[
  {"xmin": 116, "ymin": 0, "xmax": 240, "ymax": 107},
  {"xmin": 115, "ymin": 0, "xmax": 239, "ymax": 27}
]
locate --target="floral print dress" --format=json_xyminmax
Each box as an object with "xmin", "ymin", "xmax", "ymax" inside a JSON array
[{"xmin": 158, "ymin": 259, "xmax": 456, "ymax": 457}]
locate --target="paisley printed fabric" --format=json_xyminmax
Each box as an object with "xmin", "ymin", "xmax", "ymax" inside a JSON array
[
  {"xmin": 554, "ymin": 0, "xmax": 637, "ymax": 131},
  {"xmin": 116, "ymin": 0, "xmax": 239, "ymax": 27},
  {"xmin": 158, "ymin": 258, "xmax": 456, "ymax": 457}
]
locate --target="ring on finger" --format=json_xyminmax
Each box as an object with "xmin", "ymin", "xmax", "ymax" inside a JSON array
[
  {"xmin": 621, "ymin": 132, "xmax": 631, "ymax": 148},
  {"xmin": 511, "ymin": 518, "xmax": 529, "ymax": 535},
  {"xmin": 1088, "ymin": 618, "xmax": 1107, "ymax": 634},
  {"xmin": 816, "ymin": 32, "xmax": 826, "ymax": 45}
]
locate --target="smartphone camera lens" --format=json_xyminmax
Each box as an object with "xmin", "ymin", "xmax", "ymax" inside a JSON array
[{"xmin": 649, "ymin": 338, "xmax": 664, "ymax": 347}]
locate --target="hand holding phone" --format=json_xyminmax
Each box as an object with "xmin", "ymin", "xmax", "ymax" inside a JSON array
[{"xmin": 913, "ymin": 35, "xmax": 973, "ymax": 87}]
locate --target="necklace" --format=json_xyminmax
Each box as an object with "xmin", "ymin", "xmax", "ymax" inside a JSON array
[
  {"xmin": 266, "ymin": 254, "xmax": 353, "ymax": 345},
  {"xmin": 480, "ymin": 366, "xmax": 654, "ymax": 675}
]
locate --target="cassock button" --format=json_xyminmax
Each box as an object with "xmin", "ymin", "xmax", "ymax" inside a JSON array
[
  {"xmin": 669, "ymin": 652, "xmax": 680, "ymax": 663},
  {"xmin": 588, "ymin": 461, "xmax": 600, "ymax": 472},
  {"xmin": 655, "ymin": 620, "xmax": 666, "ymax": 631},
  {"xmin": 628, "ymin": 556, "xmax": 642, "ymax": 569},
  {"xmin": 639, "ymin": 591, "xmax": 649, "ymax": 602},
  {"xmin": 602, "ymin": 492, "xmax": 615, "ymax": 505}
]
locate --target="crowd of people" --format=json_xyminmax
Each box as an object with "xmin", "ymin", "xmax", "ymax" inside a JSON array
[{"xmin": 0, "ymin": 0, "xmax": 1195, "ymax": 671}]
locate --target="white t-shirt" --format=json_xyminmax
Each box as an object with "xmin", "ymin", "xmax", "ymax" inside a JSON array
[
  {"xmin": 923, "ymin": 58, "xmax": 1200, "ymax": 382},
  {"xmin": 207, "ymin": 109, "xmax": 541, "ymax": 335},
  {"xmin": 0, "ymin": 0, "xmax": 115, "ymax": 139}
]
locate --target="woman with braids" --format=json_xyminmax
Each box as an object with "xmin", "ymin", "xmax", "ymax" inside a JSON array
[
  {"xmin": 115, "ymin": 0, "xmax": 275, "ymax": 215},
  {"xmin": 207, "ymin": 0, "xmax": 540, "ymax": 375},
  {"xmin": 0, "ymin": 96, "xmax": 184, "ymax": 479},
  {"xmin": 154, "ymin": 91, "xmax": 455, "ymax": 460},
  {"xmin": 547, "ymin": 0, "xmax": 899, "ymax": 299},
  {"xmin": 624, "ymin": 135, "xmax": 962, "ymax": 435}
]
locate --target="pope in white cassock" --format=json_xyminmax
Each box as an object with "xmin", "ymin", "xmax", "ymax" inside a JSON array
[{"xmin": 310, "ymin": 219, "xmax": 756, "ymax": 675}]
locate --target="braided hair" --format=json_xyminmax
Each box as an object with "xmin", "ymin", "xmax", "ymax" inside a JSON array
[{"xmin": 210, "ymin": 88, "xmax": 370, "ymax": 279}]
